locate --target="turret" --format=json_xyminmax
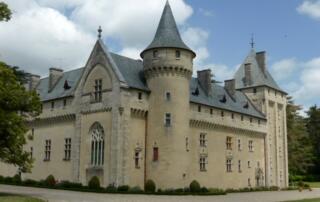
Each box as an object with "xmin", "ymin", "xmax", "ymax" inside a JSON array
[{"xmin": 142, "ymin": 1, "xmax": 195, "ymax": 188}]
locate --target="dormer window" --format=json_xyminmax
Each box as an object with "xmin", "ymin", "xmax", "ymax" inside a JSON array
[
  {"xmin": 64, "ymin": 80, "xmax": 71, "ymax": 90},
  {"xmin": 153, "ymin": 50, "xmax": 158, "ymax": 58},
  {"xmin": 175, "ymin": 50, "xmax": 181, "ymax": 59}
]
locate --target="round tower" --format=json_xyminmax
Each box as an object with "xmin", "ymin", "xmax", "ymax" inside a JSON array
[{"xmin": 141, "ymin": 1, "xmax": 196, "ymax": 189}]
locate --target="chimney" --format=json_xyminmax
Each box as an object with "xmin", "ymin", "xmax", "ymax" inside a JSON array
[
  {"xmin": 29, "ymin": 74, "xmax": 40, "ymax": 90},
  {"xmin": 224, "ymin": 79, "xmax": 235, "ymax": 97},
  {"xmin": 256, "ymin": 51, "xmax": 266, "ymax": 73},
  {"xmin": 197, "ymin": 69, "xmax": 212, "ymax": 96},
  {"xmin": 244, "ymin": 63, "xmax": 252, "ymax": 86},
  {"xmin": 49, "ymin": 67, "xmax": 63, "ymax": 90}
]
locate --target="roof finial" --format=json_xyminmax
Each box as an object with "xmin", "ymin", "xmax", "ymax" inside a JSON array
[
  {"xmin": 98, "ymin": 26, "xmax": 102, "ymax": 39},
  {"xmin": 250, "ymin": 33, "xmax": 255, "ymax": 49}
]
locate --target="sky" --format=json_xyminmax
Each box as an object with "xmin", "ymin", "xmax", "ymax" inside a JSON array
[{"xmin": 0, "ymin": 0, "xmax": 320, "ymax": 113}]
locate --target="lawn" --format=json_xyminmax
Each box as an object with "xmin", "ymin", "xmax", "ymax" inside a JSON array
[
  {"xmin": 307, "ymin": 182, "xmax": 320, "ymax": 188},
  {"xmin": 0, "ymin": 193, "xmax": 45, "ymax": 202},
  {"xmin": 284, "ymin": 198, "xmax": 320, "ymax": 202}
]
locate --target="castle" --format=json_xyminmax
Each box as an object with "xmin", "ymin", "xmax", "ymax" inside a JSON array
[{"xmin": 0, "ymin": 1, "xmax": 288, "ymax": 189}]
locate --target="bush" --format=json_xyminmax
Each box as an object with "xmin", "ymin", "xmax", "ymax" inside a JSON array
[
  {"xmin": 200, "ymin": 187, "xmax": 209, "ymax": 193},
  {"xmin": 12, "ymin": 174, "xmax": 21, "ymax": 184},
  {"xmin": 23, "ymin": 179, "xmax": 38, "ymax": 186},
  {"xmin": 129, "ymin": 186, "xmax": 143, "ymax": 193},
  {"xmin": 208, "ymin": 188, "xmax": 226, "ymax": 195},
  {"xmin": 269, "ymin": 186, "xmax": 279, "ymax": 191},
  {"xmin": 45, "ymin": 175, "xmax": 56, "ymax": 187},
  {"xmin": 189, "ymin": 180, "xmax": 201, "ymax": 193},
  {"xmin": 37, "ymin": 180, "xmax": 46, "ymax": 187},
  {"xmin": 3, "ymin": 176, "xmax": 13, "ymax": 184},
  {"xmin": 117, "ymin": 185, "xmax": 130, "ymax": 192},
  {"xmin": 56, "ymin": 180, "xmax": 83, "ymax": 189},
  {"xmin": 145, "ymin": 179, "xmax": 156, "ymax": 193},
  {"xmin": 88, "ymin": 176, "xmax": 100, "ymax": 189},
  {"xmin": 106, "ymin": 184, "xmax": 117, "ymax": 192},
  {"xmin": 0, "ymin": 175, "xmax": 4, "ymax": 183}
]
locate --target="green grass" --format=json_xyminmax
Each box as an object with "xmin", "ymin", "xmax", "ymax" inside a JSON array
[
  {"xmin": 283, "ymin": 198, "xmax": 320, "ymax": 202},
  {"xmin": 0, "ymin": 193, "xmax": 45, "ymax": 202},
  {"xmin": 306, "ymin": 182, "xmax": 320, "ymax": 188}
]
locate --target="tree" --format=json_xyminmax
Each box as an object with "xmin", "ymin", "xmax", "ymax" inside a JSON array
[
  {"xmin": 306, "ymin": 105, "xmax": 320, "ymax": 175},
  {"xmin": 0, "ymin": 2, "xmax": 11, "ymax": 22},
  {"xmin": 0, "ymin": 62, "xmax": 41, "ymax": 172},
  {"xmin": 287, "ymin": 97, "xmax": 314, "ymax": 175}
]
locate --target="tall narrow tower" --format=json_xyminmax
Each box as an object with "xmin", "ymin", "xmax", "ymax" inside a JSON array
[{"xmin": 141, "ymin": 1, "xmax": 196, "ymax": 188}]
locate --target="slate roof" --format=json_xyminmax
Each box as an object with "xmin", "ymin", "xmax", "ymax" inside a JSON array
[
  {"xmin": 140, "ymin": 1, "xmax": 195, "ymax": 57},
  {"xmin": 234, "ymin": 49, "xmax": 285, "ymax": 93}
]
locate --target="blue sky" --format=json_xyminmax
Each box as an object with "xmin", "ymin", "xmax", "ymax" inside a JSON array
[{"xmin": 1, "ymin": 0, "xmax": 320, "ymax": 113}]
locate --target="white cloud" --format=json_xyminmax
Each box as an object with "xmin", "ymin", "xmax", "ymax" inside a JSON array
[
  {"xmin": 270, "ymin": 58, "xmax": 298, "ymax": 81},
  {"xmin": 297, "ymin": 0, "xmax": 320, "ymax": 20}
]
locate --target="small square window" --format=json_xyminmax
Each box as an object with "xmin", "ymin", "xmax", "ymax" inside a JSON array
[
  {"xmin": 153, "ymin": 50, "xmax": 158, "ymax": 58},
  {"xmin": 176, "ymin": 50, "xmax": 181, "ymax": 58}
]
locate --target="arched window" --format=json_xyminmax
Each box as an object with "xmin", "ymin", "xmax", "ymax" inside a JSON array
[{"xmin": 90, "ymin": 122, "xmax": 105, "ymax": 166}]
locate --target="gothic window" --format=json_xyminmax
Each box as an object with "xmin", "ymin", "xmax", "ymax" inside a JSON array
[
  {"xmin": 90, "ymin": 123, "xmax": 105, "ymax": 166},
  {"xmin": 176, "ymin": 50, "xmax": 181, "ymax": 59},
  {"xmin": 153, "ymin": 147, "xmax": 159, "ymax": 161},
  {"xmin": 200, "ymin": 133, "xmax": 207, "ymax": 147},
  {"xmin": 165, "ymin": 113, "xmax": 171, "ymax": 127},
  {"xmin": 200, "ymin": 156, "xmax": 207, "ymax": 171},
  {"xmin": 44, "ymin": 139, "xmax": 51, "ymax": 161},
  {"xmin": 226, "ymin": 136, "xmax": 232, "ymax": 150},
  {"xmin": 226, "ymin": 159, "xmax": 232, "ymax": 172},
  {"xmin": 94, "ymin": 79, "xmax": 102, "ymax": 102},
  {"xmin": 64, "ymin": 138, "xmax": 71, "ymax": 160},
  {"xmin": 248, "ymin": 140, "xmax": 254, "ymax": 152}
]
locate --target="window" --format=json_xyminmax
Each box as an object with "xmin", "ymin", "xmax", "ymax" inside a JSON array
[
  {"xmin": 165, "ymin": 113, "xmax": 171, "ymax": 127},
  {"xmin": 135, "ymin": 151, "xmax": 140, "ymax": 168},
  {"xmin": 200, "ymin": 156, "xmax": 207, "ymax": 171},
  {"xmin": 226, "ymin": 159, "xmax": 232, "ymax": 172},
  {"xmin": 175, "ymin": 50, "xmax": 181, "ymax": 59},
  {"xmin": 198, "ymin": 105, "xmax": 201, "ymax": 112},
  {"xmin": 31, "ymin": 128, "xmax": 34, "ymax": 139},
  {"xmin": 210, "ymin": 108, "xmax": 213, "ymax": 115},
  {"xmin": 200, "ymin": 133, "xmax": 207, "ymax": 147},
  {"xmin": 44, "ymin": 139, "xmax": 51, "ymax": 161},
  {"xmin": 90, "ymin": 123, "xmax": 104, "ymax": 166},
  {"xmin": 248, "ymin": 178, "xmax": 251, "ymax": 187},
  {"xmin": 238, "ymin": 138, "xmax": 242, "ymax": 151},
  {"xmin": 248, "ymin": 161, "xmax": 251, "ymax": 168},
  {"xmin": 153, "ymin": 147, "xmax": 159, "ymax": 161},
  {"xmin": 258, "ymin": 119, "xmax": 261, "ymax": 125},
  {"xmin": 241, "ymin": 115, "xmax": 244, "ymax": 121},
  {"xmin": 138, "ymin": 92, "xmax": 142, "ymax": 100},
  {"xmin": 231, "ymin": 113, "xmax": 234, "ymax": 119},
  {"xmin": 248, "ymin": 140, "xmax": 254, "ymax": 152},
  {"xmin": 30, "ymin": 147, "xmax": 33, "ymax": 159},
  {"xmin": 250, "ymin": 118, "xmax": 253, "ymax": 123},
  {"xmin": 64, "ymin": 138, "xmax": 71, "ymax": 160},
  {"xmin": 165, "ymin": 92, "xmax": 171, "ymax": 101},
  {"xmin": 153, "ymin": 50, "xmax": 158, "ymax": 58},
  {"xmin": 40, "ymin": 104, "xmax": 43, "ymax": 112},
  {"xmin": 63, "ymin": 99, "xmax": 67, "ymax": 108},
  {"xmin": 226, "ymin": 136, "xmax": 232, "ymax": 150},
  {"xmin": 253, "ymin": 88, "xmax": 257, "ymax": 94},
  {"xmin": 94, "ymin": 79, "xmax": 102, "ymax": 102},
  {"xmin": 185, "ymin": 137, "xmax": 189, "ymax": 152},
  {"xmin": 238, "ymin": 160, "xmax": 241, "ymax": 172},
  {"xmin": 51, "ymin": 102, "xmax": 54, "ymax": 110},
  {"xmin": 221, "ymin": 111, "xmax": 224, "ymax": 117}
]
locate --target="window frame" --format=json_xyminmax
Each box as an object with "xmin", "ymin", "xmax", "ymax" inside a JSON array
[
  {"xmin": 226, "ymin": 159, "xmax": 232, "ymax": 172},
  {"xmin": 200, "ymin": 133, "xmax": 207, "ymax": 147},
  {"xmin": 153, "ymin": 147, "xmax": 159, "ymax": 162},
  {"xmin": 64, "ymin": 138, "xmax": 72, "ymax": 161},
  {"xmin": 164, "ymin": 113, "xmax": 171, "ymax": 127},
  {"xmin": 200, "ymin": 156, "xmax": 207, "ymax": 172},
  {"xmin": 175, "ymin": 50, "xmax": 181, "ymax": 59},
  {"xmin": 94, "ymin": 79, "xmax": 102, "ymax": 102},
  {"xmin": 226, "ymin": 136, "xmax": 232, "ymax": 150},
  {"xmin": 44, "ymin": 139, "xmax": 51, "ymax": 161}
]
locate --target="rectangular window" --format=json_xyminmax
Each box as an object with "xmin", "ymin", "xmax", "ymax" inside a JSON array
[
  {"xmin": 198, "ymin": 105, "xmax": 201, "ymax": 112},
  {"xmin": 138, "ymin": 92, "xmax": 142, "ymax": 100},
  {"xmin": 226, "ymin": 136, "xmax": 232, "ymax": 150},
  {"xmin": 153, "ymin": 50, "xmax": 158, "ymax": 58},
  {"xmin": 250, "ymin": 118, "xmax": 253, "ymax": 123},
  {"xmin": 226, "ymin": 159, "xmax": 232, "ymax": 172},
  {"xmin": 176, "ymin": 50, "xmax": 181, "ymax": 59},
  {"xmin": 210, "ymin": 108, "xmax": 213, "ymax": 115},
  {"xmin": 63, "ymin": 99, "xmax": 67, "ymax": 108},
  {"xmin": 44, "ymin": 139, "xmax": 51, "ymax": 161},
  {"xmin": 200, "ymin": 133, "xmax": 207, "ymax": 147},
  {"xmin": 135, "ymin": 151, "xmax": 140, "ymax": 168},
  {"xmin": 258, "ymin": 119, "xmax": 261, "ymax": 125},
  {"xmin": 249, "ymin": 140, "xmax": 254, "ymax": 152},
  {"xmin": 30, "ymin": 147, "xmax": 33, "ymax": 159},
  {"xmin": 248, "ymin": 161, "xmax": 251, "ymax": 168},
  {"xmin": 31, "ymin": 128, "xmax": 34, "ymax": 139},
  {"xmin": 253, "ymin": 88, "xmax": 257, "ymax": 94},
  {"xmin": 64, "ymin": 138, "xmax": 71, "ymax": 160},
  {"xmin": 165, "ymin": 113, "xmax": 171, "ymax": 127},
  {"xmin": 51, "ymin": 102, "xmax": 54, "ymax": 110},
  {"xmin": 186, "ymin": 137, "xmax": 189, "ymax": 152},
  {"xmin": 165, "ymin": 92, "xmax": 171, "ymax": 101},
  {"xmin": 238, "ymin": 160, "xmax": 241, "ymax": 172},
  {"xmin": 238, "ymin": 138, "xmax": 241, "ymax": 151},
  {"xmin": 221, "ymin": 111, "xmax": 224, "ymax": 117},
  {"xmin": 94, "ymin": 79, "xmax": 102, "ymax": 102},
  {"xmin": 153, "ymin": 147, "xmax": 159, "ymax": 161},
  {"xmin": 241, "ymin": 115, "xmax": 244, "ymax": 121},
  {"xmin": 231, "ymin": 113, "xmax": 234, "ymax": 119},
  {"xmin": 200, "ymin": 156, "xmax": 207, "ymax": 171}
]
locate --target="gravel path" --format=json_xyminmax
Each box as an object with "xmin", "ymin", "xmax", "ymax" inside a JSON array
[{"xmin": 1, "ymin": 185, "xmax": 320, "ymax": 202}]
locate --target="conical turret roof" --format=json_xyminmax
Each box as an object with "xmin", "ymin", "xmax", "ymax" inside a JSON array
[{"xmin": 141, "ymin": 1, "xmax": 195, "ymax": 57}]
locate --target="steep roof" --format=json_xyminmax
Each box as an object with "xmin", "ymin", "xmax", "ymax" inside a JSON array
[
  {"xmin": 234, "ymin": 49, "xmax": 285, "ymax": 93},
  {"xmin": 140, "ymin": 1, "xmax": 195, "ymax": 57}
]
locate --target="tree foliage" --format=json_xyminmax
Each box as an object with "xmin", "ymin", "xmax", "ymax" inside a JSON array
[
  {"xmin": 0, "ymin": 62, "xmax": 41, "ymax": 172},
  {"xmin": 287, "ymin": 97, "xmax": 314, "ymax": 175},
  {"xmin": 0, "ymin": 2, "xmax": 11, "ymax": 22}
]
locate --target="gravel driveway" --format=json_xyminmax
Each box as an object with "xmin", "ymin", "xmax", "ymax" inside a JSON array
[{"xmin": 1, "ymin": 185, "xmax": 320, "ymax": 202}]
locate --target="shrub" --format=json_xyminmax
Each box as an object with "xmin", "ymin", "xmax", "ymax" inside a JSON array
[
  {"xmin": 189, "ymin": 180, "xmax": 201, "ymax": 193},
  {"xmin": 0, "ymin": 175, "xmax": 4, "ymax": 183},
  {"xmin": 23, "ymin": 179, "xmax": 38, "ymax": 186},
  {"xmin": 269, "ymin": 186, "xmax": 279, "ymax": 191},
  {"xmin": 3, "ymin": 176, "xmax": 13, "ymax": 184},
  {"xmin": 88, "ymin": 176, "xmax": 100, "ymax": 189},
  {"xmin": 45, "ymin": 175, "xmax": 56, "ymax": 187},
  {"xmin": 208, "ymin": 188, "xmax": 226, "ymax": 195},
  {"xmin": 37, "ymin": 180, "xmax": 46, "ymax": 187},
  {"xmin": 117, "ymin": 185, "xmax": 130, "ymax": 192},
  {"xmin": 106, "ymin": 184, "xmax": 117, "ymax": 192},
  {"xmin": 12, "ymin": 174, "xmax": 21, "ymax": 184},
  {"xmin": 129, "ymin": 186, "xmax": 143, "ymax": 193},
  {"xmin": 200, "ymin": 187, "xmax": 209, "ymax": 193},
  {"xmin": 157, "ymin": 188, "xmax": 163, "ymax": 193},
  {"xmin": 145, "ymin": 179, "xmax": 156, "ymax": 193},
  {"xmin": 56, "ymin": 180, "xmax": 82, "ymax": 189},
  {"xmin": 174, "ymin": 188, "xmax": 184, "ymax": 193}
]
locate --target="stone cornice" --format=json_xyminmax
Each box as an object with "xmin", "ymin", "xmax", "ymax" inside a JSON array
[
  {"xmin": 144, "ymin": 66, "xmax": 192, "ymax": 79},
  {"xmin": 190, "ymin": 119, "xmax": 266, "ymax": 136},
  {"xmin": 29, "ymin": 113, "xmax": 76, "ymax": 125},
  {"xmin": 81, "ymin": 107, "xmax": 112, "ymax": 115},
  {"xmin": 130, "ymin": 108, "xmax": 148, "ymax": 118}
]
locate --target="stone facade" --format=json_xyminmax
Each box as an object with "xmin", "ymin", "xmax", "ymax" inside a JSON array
[{"xmin": 0, "ymin": 1, "xmax": 288, "ymax": 190}]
